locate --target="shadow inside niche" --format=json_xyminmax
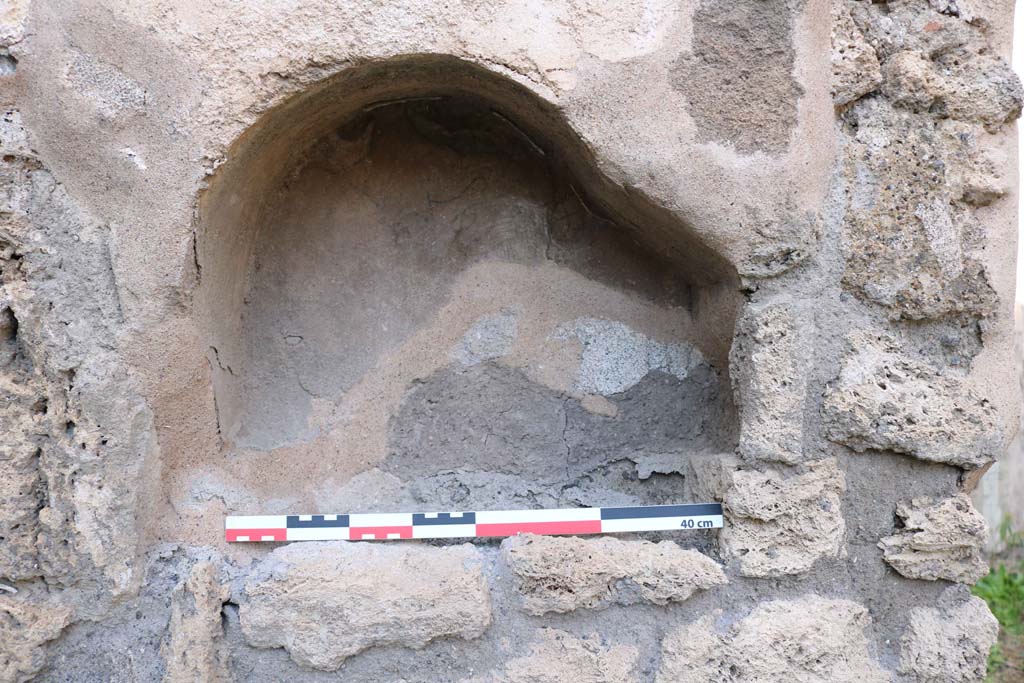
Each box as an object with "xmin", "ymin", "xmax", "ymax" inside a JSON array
[{"xmin": 229, "ymin": 97, "xmax": 722, "ymax": 450}]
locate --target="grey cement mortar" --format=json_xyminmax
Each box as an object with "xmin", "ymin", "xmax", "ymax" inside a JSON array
[{"xmin": 382, "ymin": 362, "xmax": 734, "ymax": 513}]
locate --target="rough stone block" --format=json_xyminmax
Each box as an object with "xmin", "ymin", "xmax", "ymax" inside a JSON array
[
  {"xmin": 0, "ymin": 354, "xmax": 45, "ymax": 582},
  {"xmin": 823, "ymin": 332, "xmax": 1002, "ymax": 469},
  {"xmin": 839, "ymin": 99, "xmax": 999, "ymax": 321},
  {"xmin": 239, "ymin": 542, "xmax": 491, "ymax": 671},
  {"xmin": 721, "ymin": 459, "xmax": 845, "ymax": 577},
  {"xmin": 502, "ymin": 534, "xmax": 726, "ymax": 615},
  {"xmin": 878, "ymin": 494, "xmax": 988, "ymax": 584},
  {"xmin": 899, "ymin": 587, "xmax": 997, "ymax": 683},
  {"xmin": 881, "ymin": 51, "xmax": 943, "ymax": 112},
  {"xmin": 933, "ymin": 51, "xmax": 1023, "ymax": 131},
  {"xmin": 466, "ymin": 629, "xmax": 639, "ymax": 683},
  {"xmin": 849, "ymin": 2, "xmax": 977, "ymax": 62},
  {"xmin": 0, "ymin": 594, "xmax": 72, "ymax": 683},
  {"xmin": 729, "ymin": 302, "xmax": 808, "ymax": 464},
  {"xmin": 831, "ymin": 3, "xmax": 883, "ymax": 106},
  {"xmin": 657, "ymin": 596, "xmax": 891, "ymax": 682},
  {"xmin": 161, "ymin": 561, "xmax": 231, "ymax": 683},
  {"xmin": 0, "ymin": 0, "xmax": 28, "ymax": 48},
  {"xmin": 942, "ymin": 121, "xmax": 1011, "ymax": 206},
  {"xmin": 684, "ymin": 451, "xmax": 741, "ymax": 503}
]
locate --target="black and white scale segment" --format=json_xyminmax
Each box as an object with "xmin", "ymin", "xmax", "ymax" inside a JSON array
[{"xmin": 226, "ymin": 503, "xmax": 724, "ymax": 542}]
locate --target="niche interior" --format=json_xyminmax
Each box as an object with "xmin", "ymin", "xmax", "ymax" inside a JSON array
[{"xmin": 193, "ymin": 55, "xmax": 741, "ymax": 517}]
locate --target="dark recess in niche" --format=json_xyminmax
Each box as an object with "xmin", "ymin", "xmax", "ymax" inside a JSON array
[{"xmin": 324, "ymin": 95, "xmax": 696, "ymax": 309}]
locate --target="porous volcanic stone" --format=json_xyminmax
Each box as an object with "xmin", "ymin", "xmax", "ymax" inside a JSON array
[
  {"xmin": 239, "ymin": 542, "xmax": 491, "ymax": 670},
  {"xmin": 657, "ymin": 596, "xmax": 891, "ymax": 683},
  {"xmin": 502, "ymin": 534, "xmax": 726, "ymax": 615},
  {"xmin": 879, "ymin": 494, "xmax": 988, "ymax": 584}
]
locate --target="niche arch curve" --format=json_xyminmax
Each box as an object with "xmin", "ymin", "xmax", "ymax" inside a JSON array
[{"xmin": 194, "ymin": 54, "xmax": 741, "ymax": 511}]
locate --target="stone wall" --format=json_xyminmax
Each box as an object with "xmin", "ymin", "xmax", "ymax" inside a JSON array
[{"xmin": 0, "ymin": 0, "xmax": 1019, "ymax": 681}]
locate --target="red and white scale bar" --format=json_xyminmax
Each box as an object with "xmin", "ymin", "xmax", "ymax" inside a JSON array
[{"xmin": 225, "ymin": 503, "xmax": 723, "ymax": 542}]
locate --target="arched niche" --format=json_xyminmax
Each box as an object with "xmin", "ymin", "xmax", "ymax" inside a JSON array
[{"xmin": 194, "ymin": 54, "xmax": 741, "ymax": 512}]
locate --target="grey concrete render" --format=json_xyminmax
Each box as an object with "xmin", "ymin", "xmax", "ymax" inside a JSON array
[{"xmin": 0, "ymin": 0, "xmax": 1020, "ymax": 681}]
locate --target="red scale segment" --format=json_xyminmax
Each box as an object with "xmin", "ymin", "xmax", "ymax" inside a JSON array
[{"xmin": 475, "ymin": 520, "xmax": 602, "ymax": 537}]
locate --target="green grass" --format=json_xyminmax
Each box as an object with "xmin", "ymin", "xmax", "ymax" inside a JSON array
[
  {"xmin": 973, "ymin": 517, "xmax": 1024, "ymax": 681},
  {"xmin": 975, "ymin": 564, "xmax": 1024, "ymax": 635}
]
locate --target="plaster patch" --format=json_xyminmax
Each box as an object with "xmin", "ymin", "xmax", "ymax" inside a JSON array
[
  {"xmin": 672, "ymin": 0, "xmax": 802, "ymax": 154},
  {"xmin": 899, "ymin": 587, "xmax": 997, "ymax": 683},
  {"xmin": 66, "ymin": 50, "xmax": 147, "ymax": 119},
  {"xmin": 555, "ymin": 318, "xmax": 703, "ymax": 396},
  {"xmin": 451, "ymin": 309, "xmax": 519, "ymax": 366}
]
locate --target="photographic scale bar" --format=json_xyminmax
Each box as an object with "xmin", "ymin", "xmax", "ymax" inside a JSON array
[{"xmin": 225, "ymin": 503, "xmax": 723, "ymax": 542}]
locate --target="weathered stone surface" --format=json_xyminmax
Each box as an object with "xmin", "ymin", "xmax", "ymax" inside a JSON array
[
  {"xmin": 502, "ymin": 534, "xmax": 726, "ymax": 615},
  {"xmin": 933, "ymin": 51, "xmax": 1023, "ymax": 131},
  {"xmin": 866, "ymin": 22, "xmax": 1020, "ymax": 129},
  {"xmin": 0, "ymin": 113, "xmax": 48, "ymax": 583},
  {"xmin": 823, "ymin": 332, "xmax": 1002, "ymax": 469},
  {"xmin": 162, "ymin": 561, "xmax": 230, "ymax": 683},
  {"xmin": 831, "ymin": 3, "xmax": 883, "ymax": 106},
  {"xmin": 467, "ymin": 629, "xmax": 639, "ymax": 683},
  {"xmin": 835, "ymin": 0, "xmax": 1020, "ymax": 322},
  {"xmin": 0, "ymin": 595, "xmax": 72, "ymax": 683},
  {"xmin": 0, "ymin": 109, "xmax": 158, "ymax": 600},
  {"xmin": 879, "ymin": 494, "xmax": 987, "ymax": 584},
  {"xmin": 850, "ymin": 2, "xmax": 978, "ymax": 62},
  {"xmin": 239, "ymin": 542, "xmax": 491, "ymax": 671},
  {"xmin": 849, "ymin": 2, "xmax": 1021, "ymax": 126},
  {"xmin": 657, "ymin": 596, "xmax": 891, "ymax": 683},
  {"xmin": 943, "ymin": 121, "xmax": 1011, "ymax": 206},
  {"xmin": 881, "ymin": 51, "xmax": 943, "ymax": 112},
  {"xmin": 899, "ymin": 587, "xmax": 997, "ymax": 683},
  {"xmin": 729, "ymin": 302, "xmax": 808, "ymax": 464},
  {"xmin": 720, "ymin": 459, "xmax": 845, "ymax": 577},
  {"xmin": 684, "ymin": 451, "xmax": 740, "ymax": 503},
  {"xmin": 0, "ymin": 0, "xmax": 29, "ymax": 48},
  {"xmin": 0, "ymin": 309, "xmax": 46, "ymax": 581},
  {"xmin": 839, "ymin": 99, "xmax": 999, "ymax": 320}
]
